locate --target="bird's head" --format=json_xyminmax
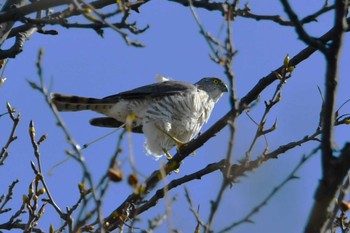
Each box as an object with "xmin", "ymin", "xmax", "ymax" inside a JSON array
[{"xmin": 195, "ymin": 77, "xmax": 228, "ymax": 102}]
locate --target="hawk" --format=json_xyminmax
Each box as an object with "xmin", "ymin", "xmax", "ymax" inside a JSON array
[{"xmin": 51, "ymin": 77, "xmax": 228, "ymax": 159}]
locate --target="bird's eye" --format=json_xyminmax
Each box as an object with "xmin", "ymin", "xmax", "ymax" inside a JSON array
[{"xmin": 213, "ymin": 79, "xmax": 219, "ymax": 84}]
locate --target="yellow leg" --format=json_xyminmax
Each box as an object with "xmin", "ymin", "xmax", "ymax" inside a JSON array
[
  {"xmin": 155, "ymin": 125, "xmax": 187, "ymax": 148},
  {"xmin": 163, "ymin": 149, "xmax": 173, "ymax": 160},
  {"xmin": 126, "ymin": 113, "xmax": 137, "ymax": 132}
]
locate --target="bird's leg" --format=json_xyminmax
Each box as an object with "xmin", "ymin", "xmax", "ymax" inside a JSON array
[
  {"xmin": 155, "ymin": 125, "xmax": 187, "ymax": 149},
  {"xmin": 125, "ymin": 113, "xmax": 137, "ymax": 132},
  {"xmin": 162, "ymin": 148, "xmax": 173, "ymax": 160}
]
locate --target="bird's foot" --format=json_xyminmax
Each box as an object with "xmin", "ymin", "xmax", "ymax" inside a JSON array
[
  {"xmin": 125, "ymin": 113, "xmax": 137, "ymax": 132},
  {"xmin": 163, "ymin": 149, "xmax": 173, "ymax": 160},
  {"xmin": 176, "ymin": 142, "xmax": 188, "ymax": 152}
]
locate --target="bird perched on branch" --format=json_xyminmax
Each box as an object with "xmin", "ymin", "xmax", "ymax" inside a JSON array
[{"xmin": 51, "ymin": 77, "xmax": 228, "ymax": 159}]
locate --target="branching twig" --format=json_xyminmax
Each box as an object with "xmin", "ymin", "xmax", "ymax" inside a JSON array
[
  {"xmin": 184, "ymin": 187, "xmax": 207, "ymax": 230},
  {"xmin": 29, "ymin": 48, "xmax": 105, "ymax": 232},
  {"xmin": 0, "ymin": 179, "xmax": 19, "ymax": 214},
  {"xmin": 0, "ymin": 0, "xmax": 151, "ymax": 58},
  {"xmin": 74, "ymin": 130, "xmax": 127, "ymax": 231},
  {"xmin": 171, "ymin": 0, "xmax": 336, "ymax": 27},
  {"xmin": 280, "ymin": 0, "xmax": 328, "ymax": 53},
  {"xmin": 28, "ymin": 121, "xmax": 65, "ymax": 218},
  {"xmin": 0, "ymin": 102, "xmax": 20, "ymax": 165},
  {"xmin": 218, "ymin": 147, "xmax": 320, "ymax": 233},
  {"xmin": 244, "ymin": 57, "xmax": 292, "ymax": 163}
]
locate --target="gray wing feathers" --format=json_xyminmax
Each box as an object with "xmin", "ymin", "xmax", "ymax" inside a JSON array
[
  {"xmin": 90, "ymin": 117, "xmax": 143, "ymax": 133},
  {"xmin": 103, "ymin": 81, "xmax": 195, "ymax": 100}
]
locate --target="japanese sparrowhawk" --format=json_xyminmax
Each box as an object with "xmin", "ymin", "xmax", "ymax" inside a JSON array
[{"xmin": 51, "ymin": 77, "xmax": 228, "ymax": 159}]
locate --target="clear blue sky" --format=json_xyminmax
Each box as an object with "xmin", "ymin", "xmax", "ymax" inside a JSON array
[{"xmin": 1, "ymin": 1, "xmax": 349, "ymax": 232}]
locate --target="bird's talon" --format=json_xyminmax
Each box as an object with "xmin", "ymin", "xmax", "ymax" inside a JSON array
[
  {"xmin": 176, "ymin": 142, "xmax": 188, "ymax": 152},
  {"xmin": 177, "ymin": 142, "xmax": 187, "ymax": 147}
]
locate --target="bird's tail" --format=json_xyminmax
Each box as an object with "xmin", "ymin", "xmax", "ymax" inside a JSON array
[{"xmin": 51, "ymin": 93, "xmax": 115, "ymax": 113}]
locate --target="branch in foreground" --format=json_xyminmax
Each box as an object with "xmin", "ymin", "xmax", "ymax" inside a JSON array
[{"xmin": 30, "ymin": 48, "xmax": 105, "ymax": 232}]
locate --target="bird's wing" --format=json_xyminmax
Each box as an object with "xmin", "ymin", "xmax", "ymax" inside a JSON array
[
  {"xmin": 102, "ymin": 80, "xmax": 196, "ymax": 100},
  {"xmin": 89, "ymin": 117, "xmax": 143, "ymax": 133}
]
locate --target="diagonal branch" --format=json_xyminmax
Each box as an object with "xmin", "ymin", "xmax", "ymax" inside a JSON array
[{"xmin": 134, "ymin": 160, "xmax": 227, "ymax": 217}]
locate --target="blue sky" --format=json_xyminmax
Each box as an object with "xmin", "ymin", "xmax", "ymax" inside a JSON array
[{"xmin": 1, "ymin": 1, "xmax": 349, "ymax": 232}]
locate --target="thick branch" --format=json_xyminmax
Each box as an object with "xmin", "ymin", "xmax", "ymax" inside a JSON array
[
  {"xmin": 0, "ymin": 0, "xmax": 72, "ymax": 23},
  {"xmin": 304, "ymin": 0, "xmax": 349, "ymax": 232},
  {"xmin": 0, "ymin": 0, "xmax": 27, "ymax": 45},
  {"xmin": 168, "ymin": 0, "xmax": 225, "ymax": 13},
  {"xmin": 134, "ymin": 159, "xmax": 227, "ymax": 217},
  {"xmin": 321, "ymin": 0, "xmax": 348, "ymax": 170},
  {"xmin": 305, "ymin": 144, "xmax": 350, "ymax": 232}
]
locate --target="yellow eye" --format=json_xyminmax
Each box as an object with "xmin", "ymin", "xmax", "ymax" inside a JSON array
[{"xmin": 213, "ymin": 79, "xmax": 219, "ymax": 84}]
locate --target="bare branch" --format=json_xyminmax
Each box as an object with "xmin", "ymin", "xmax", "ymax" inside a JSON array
[
  {"xmin": 134, "ymin": 159, "xmax": 227, "ymax": 218},
  {"xmin": 0, "ymin": 0, "xmax": 71, "ymax": 23},
  {"xmin": 305, "ymin": 0, "xmax": 350, "ymax": 232},
  {"xmin": 0, "ymin": 179, "xmax": 19, "ymax": 214},
  {"xmin": 168, "ymin": 0, "xmax": 225, "ymax": 13},
  {"xmin": 28, "ymin": 121, "xmax": 65, "ymax": 218},
  {"xmin": 0, "ymin": 0, "xmax": 150, "ymax": 58},
  {"xmin": 0, "ymin": 102, "xmax": 20, "ymax": 165},
  {"xmin": 280, "ymin": 0, "xmax": 328, "ymax": 52},
  {"xmin": 30, "ymin": 48, "xmax": 106, "ymax": 232},
  {"xmin": 218, "ymin": 147, "xmax": 319, "ymax": 233},
  {"xmin": 0, "ymin": 0, "xmax": 27, "ymax": 45}
]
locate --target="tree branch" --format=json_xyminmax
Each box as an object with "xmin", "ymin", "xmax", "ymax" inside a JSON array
[
  {"xmin": 280, "ymin": 0, "xmax": 328, "ymax": 53},
  {"xmin": 304, "ymin": 0, "xmax": 350, "ymax": 232},
  {"xmin": 0, "ymin": 0, "xmax": 71, "ymax": 23},
  {"xmin": 134, "ymin": 160, "xmax": 227, "ymax": 217},
  {"xmin": 0, "ymin": 0, "xmax": 27, "ymax": 45}
]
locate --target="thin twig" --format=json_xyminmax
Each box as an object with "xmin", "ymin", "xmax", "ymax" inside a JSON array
[
  {"xmin": 28, "ymin": 121, "xmax": 65, "ymax": 218},
  {"xmin": 0, "ymin": 179, "xmax": 19, "ymax": 213},
  {"xmin": 184, "ymin": 187, "xmax": 207, "ymax": 230},
  {"xmin": 0, "ymin": 102, "xmax": 20, "ymax": 165}
]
